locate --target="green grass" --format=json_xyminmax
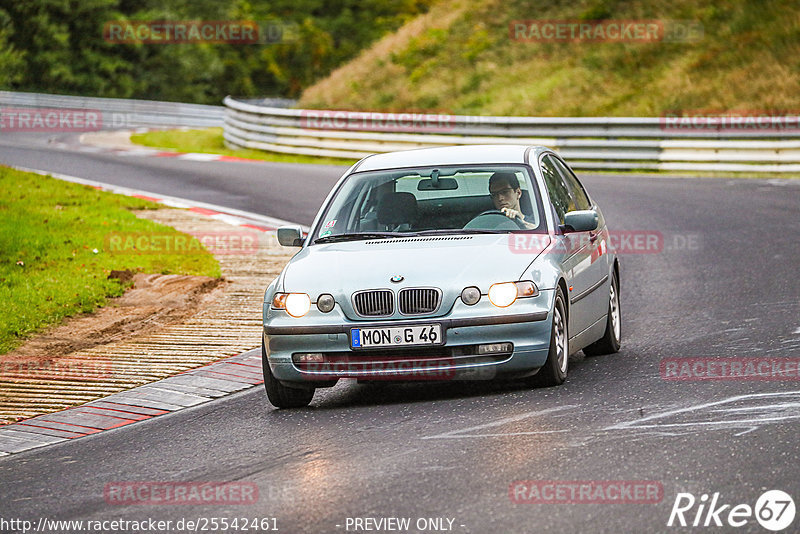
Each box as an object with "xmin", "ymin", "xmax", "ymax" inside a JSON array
[
  {"xmin": 130, "ymin": 128, "xmax": 356, "ymax": 166},
  {"xmin": 0, "ymin": 166, "xmax": 221, "ymax": 355}
]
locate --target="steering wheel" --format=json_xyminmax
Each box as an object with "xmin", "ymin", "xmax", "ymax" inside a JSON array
[{"xmin": 463, "ymin": 209, "xmax": 528, "ymax": 230}]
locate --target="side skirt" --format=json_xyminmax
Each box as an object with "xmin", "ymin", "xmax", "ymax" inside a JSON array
[{"xmin": 568, "ymin": 315, "xmax": 607, "ymax": 355}]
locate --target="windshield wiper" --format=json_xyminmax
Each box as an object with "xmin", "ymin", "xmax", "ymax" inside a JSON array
[
  {"xmin": 314, "ymin": 229, "xmax": 515, "ymax": 243},
  {"xmin": 314, "ymin": 232, "xmax": 416, "ymax": 244}
]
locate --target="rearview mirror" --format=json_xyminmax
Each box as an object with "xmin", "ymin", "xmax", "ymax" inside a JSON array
[
  {"xmin": 417, "ymin": 177, "xmax": 458, "ymax": 190},
  {"xmin": 277, "ymin": 225, "xmax": 304, "ymax": 247},
  {"xmin": 561, "ymin": 210, "xmax": 598, "ymax": 233}
]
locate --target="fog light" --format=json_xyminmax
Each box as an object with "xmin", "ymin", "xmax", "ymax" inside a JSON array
[
  {"xmin": 317, "ymin": 293, "xmax": 335, "ymax": 313},
  {"xmin": 461, "ymin": 286, "xmax": 481, "ymax": 305},
  {"xmin": 296, "ymin": 353, "xmax": 324, "ymax": 363},
  {"xmin": 477, "ymin": 343, "xmax": 512, "ymax": 355},
  {"xmin": 488, "ymin": 282, "xmax": 517, "ymax": 307}
]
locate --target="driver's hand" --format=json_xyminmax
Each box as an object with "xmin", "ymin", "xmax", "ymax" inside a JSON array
[{"xmin": 500, "ymin": 207, "xmax": 522, "ymax": 220}]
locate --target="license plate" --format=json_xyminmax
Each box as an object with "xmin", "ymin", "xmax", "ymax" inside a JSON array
[{"xmin": 351, "ymin": 324, "xmax": 443, "ymax": 349}]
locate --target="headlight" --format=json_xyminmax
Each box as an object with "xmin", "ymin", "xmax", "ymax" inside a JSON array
[
  {"xmin": 488, "ymin": 282, "xmax": 518, "ymax": 307},
  {"xmin": 316, "ymin": 293, "xmax": 335, "ymax": 313},
  {"xmin": 488, "ymin": 281, "xmax": 539, "ymax": 308},
  {"xmin": 272, "ymin": 292, "xmax": 311, "ymax": 317},
  {"xmin": 461, "ymin": 286, "xmax": 481, "ymax": 305},
  {"xmin": 285, "ymin": 293, "xmax": 311, "ymax": 317}
]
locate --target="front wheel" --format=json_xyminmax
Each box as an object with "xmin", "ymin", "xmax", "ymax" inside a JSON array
[
  {"xmin": 529, "ymin": 288, "xmax": 568, "ymax": 387},
  {"xmin": 262, "ymin": 338, "xmax": 315, "ymax": 408},
  {"xmin": 583, "ymin": 273, "xmax": 621, "ymax": 356}
]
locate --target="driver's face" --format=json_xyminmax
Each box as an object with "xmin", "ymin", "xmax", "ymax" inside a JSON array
[{"xmin": 489, "ymin": 181, "xmax": 522, "ymax": 210}]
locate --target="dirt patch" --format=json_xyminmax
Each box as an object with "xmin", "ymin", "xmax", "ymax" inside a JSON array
[
  {"xmin": 0, "ymin": 207, "xmax": 296, "ymax": 425},
  {"xmin": 80, "ymin": 130, "xmax": 139, "ymax": 150},
  {"xmin": 2, "ymin": 272, "xmax": 224, "ymax": 364}
]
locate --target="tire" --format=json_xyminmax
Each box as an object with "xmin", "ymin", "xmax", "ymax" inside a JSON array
[
  {"xmin": 583, "ymin": 272, "xmax": 621, "ymax": 357},
  {"xmin": 529, "ymin": 288, "xmax": 568, "ymax": 387},
  {"xmin": 261, "ymin": 338, "xmax": 315, "ymax": 408}
]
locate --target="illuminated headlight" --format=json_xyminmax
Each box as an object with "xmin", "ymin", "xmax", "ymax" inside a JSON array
[
  {"xmin": 272, "ymin": 292, "xmax": 311, "ymax": 317},
  {"xmin": 461, "ymin": 286, "xmax": 481, "ymax": 305},
  {"xmin": 285, "ymin": 294, "xmax": 311, "ymax": 317},
  {"xmin": 488, "ymin": 281, "xmax": 539, "ymax": 308},
  {"xmin": 488, "ymin": 282, "xmax": 518, "ymax": 307},
  {"xmin": 316, "ymin": 293, "xmax": 335, "ymax": 313}
]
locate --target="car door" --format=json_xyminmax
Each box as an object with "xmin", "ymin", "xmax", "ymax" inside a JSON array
[
  {"xmin": 539, "ymin": 154, "xmax": 599, "ymax": 339},
  {"xmin": 550, "ymin": 154, "xmax": 610, "ymax": 330}
]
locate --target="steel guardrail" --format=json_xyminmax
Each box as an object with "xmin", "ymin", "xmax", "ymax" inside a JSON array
[
  {"xmin": 0, "ymin": 91, "xmax": 226, "ymax": 129},
  {"xmin": 223, "ymin": 96, "xmax": 800, "ymax": 173}
]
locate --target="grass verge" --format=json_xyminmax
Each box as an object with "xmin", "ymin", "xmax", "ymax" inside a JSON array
[
  {"xmin": 130, "ymin": 127, "xmax": 356, "ymax": 166},
  {"xmin": 0, "ymin": 166, "xmax": 221, "ymax": 354}
]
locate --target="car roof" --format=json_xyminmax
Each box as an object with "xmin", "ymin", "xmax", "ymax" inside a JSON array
[{"xmin": 354, "ymin": 145, "xmax": 552, "ymax": 172}]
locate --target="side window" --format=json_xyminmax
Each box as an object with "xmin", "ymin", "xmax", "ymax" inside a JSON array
[
  {"xmin": 551, "ymin": 157, "xmax": 591, "ymax": 210},
  {"xmin": 540, "ymin": 155, "xmax": 573, "ymax": 224}
]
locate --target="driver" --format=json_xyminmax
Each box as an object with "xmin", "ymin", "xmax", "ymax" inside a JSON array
[{"xmin": 488, "ymin": 172, "xmax": 537, "ymax": 229}]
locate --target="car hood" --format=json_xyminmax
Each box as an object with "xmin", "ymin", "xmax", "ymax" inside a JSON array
[{"xmin": 282, "ymin": 234, "xmax": 547, "ymax": 300}]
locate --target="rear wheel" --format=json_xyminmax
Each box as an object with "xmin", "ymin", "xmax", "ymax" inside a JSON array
[
  {"xmin": 262, "ymin": 338, "xmax": 315, "ymax": 408},
  {"xmin": 529, "ymin": 288, "xmax": 568, "ymax": 387},
  {"xmin": 583, "ymin": 273, "xmax": 621, "ymax": 356}
]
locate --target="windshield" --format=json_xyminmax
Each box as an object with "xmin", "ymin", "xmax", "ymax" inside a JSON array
[{"xmin": 312, "ymin": 165, "xmax": 546, "ymax": 243}]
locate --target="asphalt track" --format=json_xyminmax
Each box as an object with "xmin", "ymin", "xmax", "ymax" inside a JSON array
[{"xmin": 1, "ymin": 132, "xmax": 800, "ymax": 533}]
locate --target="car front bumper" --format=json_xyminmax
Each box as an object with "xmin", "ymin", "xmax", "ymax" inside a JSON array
[{"xmin": 263, "ymin": 289, "xmax": 556, "ymax": 385}]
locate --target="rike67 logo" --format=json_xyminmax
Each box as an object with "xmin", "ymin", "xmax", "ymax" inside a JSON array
[{"xmin": 667, "ymin": 490, "xmax": 795, "ymax": 531}]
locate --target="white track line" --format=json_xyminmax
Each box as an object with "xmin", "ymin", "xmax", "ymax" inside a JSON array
[{"xmin": 10, "ymin": 165, "xmax": 308, "ymax": 232}]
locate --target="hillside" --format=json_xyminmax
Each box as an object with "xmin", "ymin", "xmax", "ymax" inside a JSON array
[{"xmin": 298, "ymin": 0, "xmax": 800, "ymax": 116}]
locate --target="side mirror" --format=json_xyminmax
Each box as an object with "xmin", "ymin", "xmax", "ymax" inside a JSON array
[
  {"xmin": 561, "ymin": 210, "xmax": 598, "ymax": 233},
  {"xmin": 277, "ymin": 225, "xmax": 304, "ymax": 247}
]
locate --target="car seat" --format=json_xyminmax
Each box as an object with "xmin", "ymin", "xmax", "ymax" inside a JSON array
[{"xmin": 377, "ymin": 192, "xmax": 418, "ymax": 231}]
